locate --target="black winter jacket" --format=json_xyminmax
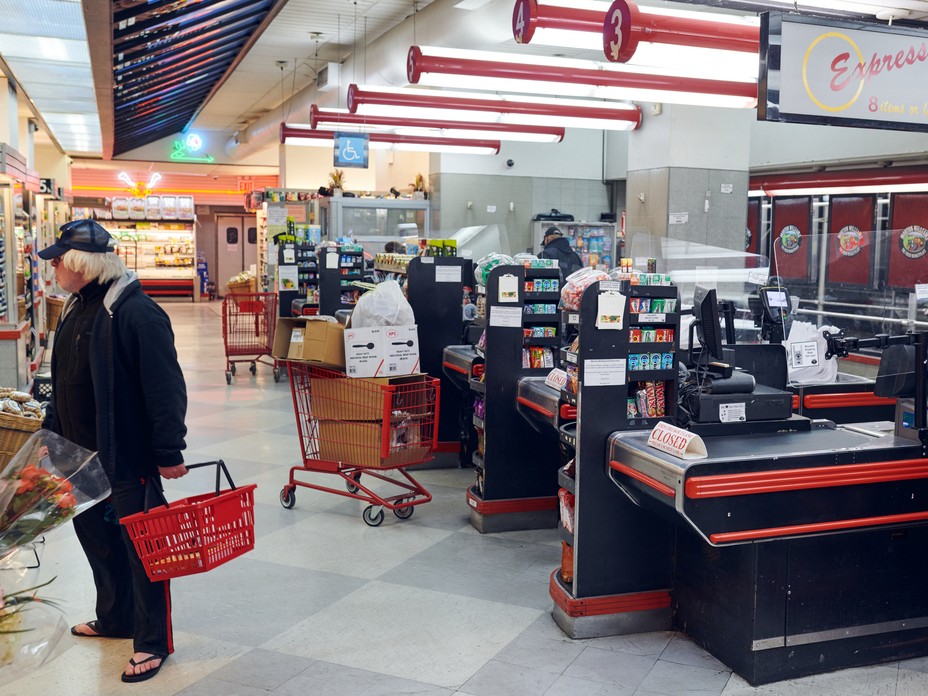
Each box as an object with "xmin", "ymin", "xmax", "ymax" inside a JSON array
[
  {"xmin": 45, "ymin": 272, "xmax": 187, "ymax": 482},
  {"xmin": 540, "ymin": 237, "xmax": 583, "ymax": 281}
]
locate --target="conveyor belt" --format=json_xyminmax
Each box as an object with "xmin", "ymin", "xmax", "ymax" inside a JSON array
[
  {"xmin": 607, "ymin": 425, "xmax": 927, "ymax": 546},
  {"xmin": 516, "ymin": 377, "xmax": 560, "ymax": 433}
]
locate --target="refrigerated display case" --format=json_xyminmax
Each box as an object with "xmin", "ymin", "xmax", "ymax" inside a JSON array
[
  {"xmin": 319, "ymin": 198, "xmax": 430, "ymax": 257},
  {"xmin": 105, "ymin": 219, "xmax": 199, "ymax": 299}
]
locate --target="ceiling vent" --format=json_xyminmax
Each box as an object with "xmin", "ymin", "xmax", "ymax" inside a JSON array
[{"xmin": 316, "ymin": 62, "xmax": 340, "ymax": 92}]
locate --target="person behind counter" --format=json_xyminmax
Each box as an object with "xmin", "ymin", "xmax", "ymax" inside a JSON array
[
  {"xmin": 38, "ymin": 219, "xmax": 188, "ymax": 684},
  {"xmin": 540, "ymin": 227, "xmax": 583, "ymax": 279}
]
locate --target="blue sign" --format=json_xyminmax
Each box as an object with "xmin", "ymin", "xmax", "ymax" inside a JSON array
[{"xmin": 333, "ymin": 132, "xmax": 370, "ymax": 169}]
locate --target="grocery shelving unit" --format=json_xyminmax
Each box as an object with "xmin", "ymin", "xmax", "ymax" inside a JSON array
[
  {"xmin": 531, "ymin": 220, "xmax": 620, "ymax": 270},
  {"xmin": 318, "ymin": 246, "xmax": 364, "ymax": 316},
  {"xmin": 465, "ymin": 263, "xmax": 564, "ymax": 532},
  {"xmin": 276, "ymin": 242, "xmax": 317, "ymax": 318},
  {"xmin": 551, "ymin": 278, "xmax": 680, "ymax": 639},
  {"xmin": 406, "ymin": 256, "xmax": 473, "ymax": 452}
]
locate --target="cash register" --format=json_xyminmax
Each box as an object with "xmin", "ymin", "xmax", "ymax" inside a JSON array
[{"xmin": 683, "ymin": 286, "xmax": 794, "ymax": 428}]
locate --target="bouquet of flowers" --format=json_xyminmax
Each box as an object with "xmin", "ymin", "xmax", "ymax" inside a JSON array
[{"xmin": 0, "ymin": 430, "xmax": 111, "ymax": 558}]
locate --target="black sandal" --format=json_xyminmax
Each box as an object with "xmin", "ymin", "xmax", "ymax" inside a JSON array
[
  {"xmin": 70, "ymin": 620, "xmax": 132, "ymax": 639},
  {"xmin": 121, "ymin": 654, "xmax": 168, "ymax": 683}
]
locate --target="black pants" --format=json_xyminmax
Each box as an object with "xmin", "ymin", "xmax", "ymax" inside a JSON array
[{"xmin": 72, "ymin": 477, "xmax": 173, "ymax": 656}]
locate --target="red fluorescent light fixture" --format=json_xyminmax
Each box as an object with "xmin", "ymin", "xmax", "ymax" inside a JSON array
[
  {"xmin": 750, "ymin": 166, "xmax": 928, "ymax": 196},
  {"xmin": 309, "ymin": 104, "xmax": 566, "ymax": 143},
  {"xmin": 279, "ymin": 123, "xmax": 501, "ymax": 154},
  {"xmin": 347, "ymin": 84, "xmax": 641, "ymax": 131},
  {"xmin": 407, "ymin": 45, "xmax": 757, "ymax": 108},
  {"xmin": 603, "ymin": 0, "xmax": 759, "ymax": 63}
]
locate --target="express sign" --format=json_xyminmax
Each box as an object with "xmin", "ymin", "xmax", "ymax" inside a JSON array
[{"xmin": 760, "ymin": 13, "xmax": 928, "ymax": 132}]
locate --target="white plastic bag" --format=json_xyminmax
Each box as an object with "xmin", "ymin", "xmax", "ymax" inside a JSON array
[
  {"xmin": 350, "ymin": 280, "xmax": 415, "ymax": 327},
  {"xmin": 783, "ymin": 321, "xmax": 839, "ymax": 385}
]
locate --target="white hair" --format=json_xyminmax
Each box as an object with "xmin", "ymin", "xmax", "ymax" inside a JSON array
[{"xmin": 61, "ymin": 249, "xmax": 127, "ymax": 284}]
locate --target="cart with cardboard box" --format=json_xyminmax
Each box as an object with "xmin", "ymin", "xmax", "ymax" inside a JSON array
[
  {"xmin": 280, "ymin": 362, "xmax": 440, "ymax": 526},
  {"xmin": 222, "ymin": 292, "xmax": 281, "ymax": 384}
]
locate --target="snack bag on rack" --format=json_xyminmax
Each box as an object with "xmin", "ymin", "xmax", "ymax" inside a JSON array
[
  {"xmin": 560, "ymin": 267, "xmax": 610, "ymax": 310},
  {"xmin": 350, "ymin": 280, "xmax": 415, "ymax": 328}
]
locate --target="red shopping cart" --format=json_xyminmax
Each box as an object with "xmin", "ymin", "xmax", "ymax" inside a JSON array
[
  {"xmin": 280, "ymin": 362, "xmax": 440, "ymax": 526},
  {"xmin": 222, "ymin": 292, "xmax": 281, "ymax": 384}
]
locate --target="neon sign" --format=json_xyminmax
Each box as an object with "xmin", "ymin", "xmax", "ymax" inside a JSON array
[{"xmin": 170, "ymin": 133, "xmax": 214, "ymax": 163}]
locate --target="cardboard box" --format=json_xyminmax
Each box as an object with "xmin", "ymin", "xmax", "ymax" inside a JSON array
[
  {"xmin": 317, "ymin": 419, "xmax": 430, "ymax": 468},
  {"xmin": 343, "ymin": 324, "xmax": 420, "ymax": 378},
  {"xmin": 309, "ymin": 373, "xmax": 433, "ymax": 421},
  {"xmin": 272, "ymin": 317, "xmax": 345, "ymax": 369}
]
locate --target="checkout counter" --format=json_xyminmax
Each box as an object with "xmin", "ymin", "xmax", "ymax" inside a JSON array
[{"xmin": 552, "ymin": 274, "xmax": 928, "ymax": 686}]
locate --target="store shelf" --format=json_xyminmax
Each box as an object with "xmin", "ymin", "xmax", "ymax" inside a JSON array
[
  {"xmin": 628, "ymin": 369, "xmax": 677, "ymax": 380},
  {"xmin": 469, "ymin": 378, "xmax": 486, "ymax": 394},
  {"xmin": 473, "ymin": 415, "xmax": 486, "ymax": 430},
  {"xmin": 523, "ymin": 336, "xmax": 560, "ymax": 347},
  {"xmin": 558, "ymin": 467, "xmax": 576, "ymax": 493},
  {"xmin": 525, "ymin": 291, "xmax": 561, "ymax": 301},
  {"xmin": 559, "ymin": 523, "xmax": 574, "ymax": 546},
  {"xmin": 630, "ymin": 313, "xmax": 679, "ymax": 326},
  {"xmin": 561, "ymin": 389, "xmax": 577, "ymax": 406},
  {"xmin": 560, "ymin": 348, "xmax": 578, "ymax": 365},
  {"xmin": 374, "ymin": 263, "xmax": 409, "ymax": 274},
  {"xmin": 473, "ymin": 452, "xmax": 485, "ymax": 468},
  {"xmin": 524, "ymin": 315, "xmax": 560, "ymax": 323}
]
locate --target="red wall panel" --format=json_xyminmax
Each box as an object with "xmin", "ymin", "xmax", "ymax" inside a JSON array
[
  {"xmin": 888, "ymin": 193, "xmax": 928, "ymax": 289},
  {"xmin": 771, "ymin": 196, "xmax": 812, "ymax": 281},
  {"xmin": 826, "ymin": 195, "xmax": 874, "ymax": 287}
]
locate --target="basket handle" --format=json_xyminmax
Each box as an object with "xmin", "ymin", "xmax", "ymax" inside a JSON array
[{"xmin": 143, "ymin": 460, "xmax": 236, "ymax": 513}]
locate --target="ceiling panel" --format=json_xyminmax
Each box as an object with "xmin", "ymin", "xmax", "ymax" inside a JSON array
[{"xmin": 110, "ymin": 0, "xmax": 280, "ymax": 156}]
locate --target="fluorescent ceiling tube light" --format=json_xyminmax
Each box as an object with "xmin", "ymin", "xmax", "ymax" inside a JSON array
[
  {"xmin": 407, "ymin": 45, "xmax": 757, "ymax": 108},
  {"xmin": 280, "ymin": 123, "xmax": 501, "ymax": 155},
  {"xmin": 310, "ymin": 105, "xmax": 566, "ymax": 142},
  {"xmin": 347, "ymin": 84, "xmax": 641, "ymax": 131},
  {"xmin": 603, "ymin": 0, "xmax": 758, "ymax": 63},
  {"xmin": 512, "ymin": 0, "xmax": 758, "ymax": 75}
]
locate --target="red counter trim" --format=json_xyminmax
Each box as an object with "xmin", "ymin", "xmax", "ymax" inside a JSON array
[
  {"xmin": 0, "ymin": 321, "xmax": 29, "ymax": 339},
  {"xmin": 686, "ymin": 458, "xmax": 928, "ymax": 499},
  {"xmin": 610, "ymin": 460, "xmax": 675, "ymax": 498},
  {"xmin": 517, "ymin": 396, "xmax": 554, "ymax": 419},
  {"xmin": 709, "ymin": 510, "xmax": 928, "ymax": 544},
  {"xmin": 466, "ymin": 489, "xmax": 557, "ymax": 514},
  {"xmin": 442, "ymin": 361, "xmax": 467, "ymax": 375},
  {"xmin": 549, "ymin": 571, "xmax": 671, "ymax": 617},
  {"xmin": 803, "ymin": 392, "xmax": 896, "ymax": 409}
]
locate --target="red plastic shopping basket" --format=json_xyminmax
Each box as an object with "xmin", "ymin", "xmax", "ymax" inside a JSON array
[{"xmin": 120, "ymin": 461, "xmax": 256, "ymax": 581}]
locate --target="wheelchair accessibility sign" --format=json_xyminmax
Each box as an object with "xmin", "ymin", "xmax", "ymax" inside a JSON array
[{"xmin": 334, "ymin": 132, "xmax": 370, "ymax": 168}]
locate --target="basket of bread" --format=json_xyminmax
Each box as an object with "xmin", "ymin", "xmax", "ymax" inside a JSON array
[{"xmin": 0, "ymin": 388, "xmax": 45, "ymax": 468}]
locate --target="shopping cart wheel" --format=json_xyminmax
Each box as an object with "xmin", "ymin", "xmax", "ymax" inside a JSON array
[
  {"xmin": 345, "ymin": 472, "xmax": 362, "ymax": 494},
  {"xmin": 362, "ymin": 505, "xmax": 384, "ymax": 527},
  {"xmin": 250, "ymin": 362, "xmax": 257, "ymax": 375},
  {"xmin": 225, "ymin": 371, "xmax": 232, "ymax": 385},
  {"xmin": 273, "ymin": 367, "xmax": 281, "ymax": 382},
  {"xmin": 280, "ymin": 487, "xmax": 296, "ymax": 509},
  {"xmin": 230, "ymin": 363, "xmax": 237, "ymax": 375},
  {"xmin": 393, "ymin": 504, "xmax": 414, "ymax": 520}
]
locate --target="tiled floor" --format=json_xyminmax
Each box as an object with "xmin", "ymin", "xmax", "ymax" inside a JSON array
[{"xmin": 3, "ymin": 300, "xmax": 928, "ymax": 694}]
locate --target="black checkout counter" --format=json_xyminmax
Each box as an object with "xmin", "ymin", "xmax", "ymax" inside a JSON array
[{"xmin": 607, "ymin": 423, "xmax": 928, "ymax": 685}]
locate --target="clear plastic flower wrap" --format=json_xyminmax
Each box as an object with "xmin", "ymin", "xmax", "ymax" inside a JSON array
[
  {"xmin": 560, "ymin": 267, "xmax": 610, "ymax": 310},
  {"xmin": 0, "ymin": 578, "xmax": 67, "ymax": 684},
  {"xmin": 0, "ymin": 430, "xmax": 112, "ymax": 557},
  {"xmin": 474, "ymin": 253, "xmax": 515, "ymax": 286}
]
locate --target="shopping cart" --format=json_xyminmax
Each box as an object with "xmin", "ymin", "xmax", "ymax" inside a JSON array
[
  {"xmin": 222, "ymin": 292, "xmax": 281, "ymax": 384},
  {"xmin": 280, "ymin": 362, "xmax": 440, "ymax": 526}
]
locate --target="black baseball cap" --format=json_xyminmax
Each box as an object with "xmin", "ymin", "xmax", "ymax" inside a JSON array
[
  {"xmin": 38, "ymin": 219, "xmax": 116, "ymax": 259},
  {"xmin": 544, "ymin": 227, "xmax": 563, "ymax": 238}
]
